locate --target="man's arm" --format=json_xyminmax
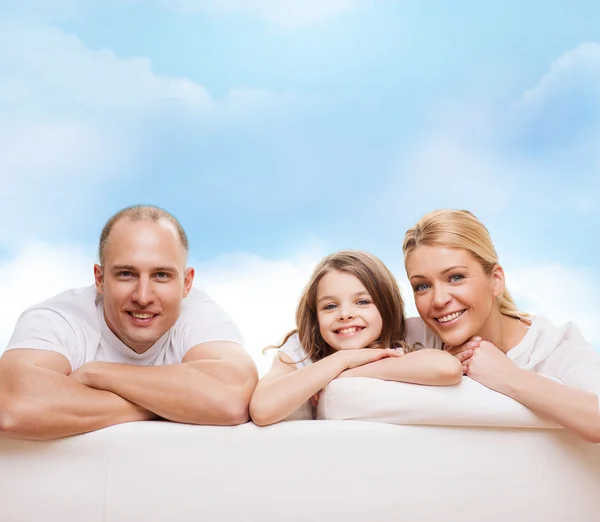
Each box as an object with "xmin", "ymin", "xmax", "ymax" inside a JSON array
[
  {"xmin": 0, "ymin": 349, "xmax": 157, "ymax": 441},
  {"xmin": 72, "ymin": 342, "xmax": 259, "ymax": 426}
]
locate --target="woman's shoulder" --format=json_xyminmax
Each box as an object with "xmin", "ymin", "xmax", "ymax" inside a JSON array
[
  {"xmin": 511, "ymin": 315, "xmax": 595, "ymax": 369},
  {"xmin": 404, "ymin": 317, "xmax": 444, "ymax": 350}
]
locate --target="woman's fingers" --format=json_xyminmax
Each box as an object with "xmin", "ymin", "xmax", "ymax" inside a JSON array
[{"xmin": 454, "ymin": 349, "xmax": 473, "ymax": 362}]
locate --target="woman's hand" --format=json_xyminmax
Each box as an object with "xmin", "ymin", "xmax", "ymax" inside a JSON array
[
  {"xmin": 460, "ymin": 340, "xmax": 520, "ymax": 393},
  {"xmin": 445, "ymin": 337, "xmax": 481, "ymax": 374}
]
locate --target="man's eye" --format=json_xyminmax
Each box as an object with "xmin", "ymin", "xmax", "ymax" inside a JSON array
[
  {"xmin": 117, "ymin": 271, "xmax": 132, "ymax": 278},
  {"xmin": 156, "ymin": 272, "xmax": 169, "ymax": 279}
]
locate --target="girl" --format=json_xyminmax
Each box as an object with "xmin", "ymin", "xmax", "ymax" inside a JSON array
[
  {"xmin": 403, "ymin": 209, "xmax": 600, "ymax": 443},
  {"xmin": 250, "ymin": 250, "xmax": 463, "ymax": 427}
]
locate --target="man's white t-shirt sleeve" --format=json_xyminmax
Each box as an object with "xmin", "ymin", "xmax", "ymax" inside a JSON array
[
  {"xmin": 5, "ymin": 309, "xmax": 78, "ymax": 369},
  {"xmin": 177, "ymin": 290, "xmax": 245, "ymax": 359}
]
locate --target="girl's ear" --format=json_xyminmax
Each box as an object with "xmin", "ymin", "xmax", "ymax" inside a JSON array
[{"xmin": 491, "ymin": 264, "xmax": 506, "ymax": 298}]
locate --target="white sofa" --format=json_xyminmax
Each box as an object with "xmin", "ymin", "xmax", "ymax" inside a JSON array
[{"xmin": 2, "ymin": 378, "xmax": 599, "ymax": 522}]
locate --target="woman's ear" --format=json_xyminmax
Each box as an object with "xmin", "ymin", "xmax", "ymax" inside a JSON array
[{"xmin": 491, "ymin": 264, "xmax": 506, "ymax": 298}]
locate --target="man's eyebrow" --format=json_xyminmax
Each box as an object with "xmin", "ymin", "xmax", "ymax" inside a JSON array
[
  {"xmin": 409, "ymin": 265, "xmax": 469, "ymax": 281},
  {"xmin": 111, "ymin": 265, "xmax": 136, "ymax": 272},
  {"xmin": 317, "ymin": 291, "xmax": 370, "ymax": 303},
  {"xmin": 110, "ymin": 265, "xmax": 179, "ymax": 273}
]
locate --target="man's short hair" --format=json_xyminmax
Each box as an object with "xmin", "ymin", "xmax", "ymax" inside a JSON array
[{"xmin": 98, "ymin": 205, "xmax": 189, "ymax": 266}]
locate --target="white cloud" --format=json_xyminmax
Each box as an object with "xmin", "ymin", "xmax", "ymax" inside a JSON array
[
  {"xmin": 0, "ymin": 243, "xmax": 96, "ymax": 353},
  {"xmin": 0, "ymin": 21, "xmax": 287, "ymax": 245},
  {"xmin": 163, "ymin": 0, "xmax": 364, "ymax": 27},
  {"xmin": 521, "ymin": 42, "xmax": 600, "ymax": 108},
  {"xmin": 508, "ymin": 263, "xmax": 600, "ymax": 347}
]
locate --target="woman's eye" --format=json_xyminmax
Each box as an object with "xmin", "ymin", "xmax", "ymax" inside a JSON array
[
  {"xmin": 449, "ymin": 274, "xmax": 465, "ymax": 283},
  {"xmin": 414, "ymin": 283, "xmax": 429, "ymax": 292}
]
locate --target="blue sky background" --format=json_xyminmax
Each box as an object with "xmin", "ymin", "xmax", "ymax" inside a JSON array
[{"xmin": 1, "ymin": 0, "xmax": 599, "ymax": 371}]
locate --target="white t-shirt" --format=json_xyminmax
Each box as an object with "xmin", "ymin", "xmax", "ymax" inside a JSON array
[
  {"xmin": 5, "ymin": 285, "xmax": 244, "ymax": 372},
  {"xmin": 405, "ymin": 315, "xmax": 600, "ymax": 398},
  {"xmin": 280, "ymin": 316, "xmax": 600, "ymax": 398}
]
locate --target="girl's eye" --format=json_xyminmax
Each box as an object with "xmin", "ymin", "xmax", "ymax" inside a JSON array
[
  {"xmin": 323, "ymin": 304, "xmax": 337, "ymax": 311},
  {"xmin": 449, "ymin": 274, "xmax": 465, "ymax": 283},
  {"xmin": 357, "ymin": 299, "xmax": 371, "ymax": 306}
]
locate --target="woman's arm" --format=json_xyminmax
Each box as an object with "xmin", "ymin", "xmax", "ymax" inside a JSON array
[
  {"xmin": 249, "ymin": 348, "xmax": 402, "ymax": 427},
  {"xmin": 462, "ymin": 341, "xmax": 600, "ymax": 443},
  {"xmin": 337, "ymin": 349, "xmax": 462, "ymax": 385}
]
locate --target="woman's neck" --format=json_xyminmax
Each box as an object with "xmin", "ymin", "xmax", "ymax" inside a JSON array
[{"xmin": 476, "ymin": 311, "xmax": 529, "ymax": 354}]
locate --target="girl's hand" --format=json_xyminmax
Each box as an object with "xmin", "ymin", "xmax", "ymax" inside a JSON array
[
  {"xmin": 461, "ymin": 340, "xmax": 520, "ymax": 393},
  {"xmin": 310, "ymin": 391, "xmax": 320, "ymax": 407},
  {"xmin": 334, "ymin": 348, "xmax": 404, "ymax": 371}
]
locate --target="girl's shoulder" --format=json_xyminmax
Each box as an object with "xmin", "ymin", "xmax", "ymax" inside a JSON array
[{"xmin": 279, "ymin": 333, "xmax": 312, "ymax": 369}]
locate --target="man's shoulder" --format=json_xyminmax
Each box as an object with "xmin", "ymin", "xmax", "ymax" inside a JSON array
[
  {"xmin": 24, "ymin": 285, "xmax": 100, "ymax": 325},
  {"xmin": 179, "ymin": 288, "xmax": 231, "ymax": 320}
]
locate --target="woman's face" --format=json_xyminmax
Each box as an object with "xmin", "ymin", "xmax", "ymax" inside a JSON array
[
  {"xmin": 405, "ymin": 245, "xmax": 504, "ymax": 347},
  {"xmin": 315, "ymin": 269, "xmax": 383, "ymax": 351}
]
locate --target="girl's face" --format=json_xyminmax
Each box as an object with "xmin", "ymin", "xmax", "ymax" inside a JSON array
[
  {"xmin": 405, "ymin": 245, "xmax": 504, "ymax": 347},
  {"xmin": 315, "ymin": 269, "xmax": 383, "ymax": 351}
]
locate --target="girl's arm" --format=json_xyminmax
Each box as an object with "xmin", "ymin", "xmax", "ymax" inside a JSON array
[
  {"xmin": 249, "ymin": 348, "xmax": 402, "ymax": 427},
  {"xmin": 336, "ymin": 349, "xmax": 463, "ymax": 385},
  {"xmin": 461, "ymin": 341, "xmax": 600, "ymax": 443}
]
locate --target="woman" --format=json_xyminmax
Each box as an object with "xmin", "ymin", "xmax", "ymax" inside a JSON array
[{"xmin": 403, "ymin": 209, "xmax": 600, "ymax": 443}]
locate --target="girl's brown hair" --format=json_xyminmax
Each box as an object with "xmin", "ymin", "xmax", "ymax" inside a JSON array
[
  {"xmin": 402, "ymin": 209, "xmax": 529, "ymax": 321},
  {"xmin": 273, "ymin": 250, "xmax": 413, "ymax": 364}
]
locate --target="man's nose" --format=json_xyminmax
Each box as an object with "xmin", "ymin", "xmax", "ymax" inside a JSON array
[{"xmin": 132, "ymin": 277, "xmax": 155, "ymax": 306}]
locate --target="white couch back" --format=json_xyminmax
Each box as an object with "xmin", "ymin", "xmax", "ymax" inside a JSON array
[{"xmin": 1, "ymin": 420, "xmax": 599, "ymax": 522}]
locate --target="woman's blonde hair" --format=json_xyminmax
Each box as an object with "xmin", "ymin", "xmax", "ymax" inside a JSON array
[
  {"xmin": 273, "ymin": 250, "xmax": 413, "ymax": 364},
  {"xmin": 402, "ymin": 209, "xmax": 529, "ymax": 321}
]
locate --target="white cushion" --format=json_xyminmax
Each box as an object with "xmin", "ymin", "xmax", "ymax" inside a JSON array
[{"xmin": 317, "ymin": 376, "xmax": 562, "ymax": 429}]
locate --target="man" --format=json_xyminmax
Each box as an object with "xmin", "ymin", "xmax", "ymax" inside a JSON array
[{"xmin": 0, "ymin": 205, "xmax": 258, "ymax": 440}]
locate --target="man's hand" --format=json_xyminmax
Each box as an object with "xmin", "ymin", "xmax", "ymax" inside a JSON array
[{"xmin": 70, "ymin": 362, "xmax": 109, "ymax": 389}]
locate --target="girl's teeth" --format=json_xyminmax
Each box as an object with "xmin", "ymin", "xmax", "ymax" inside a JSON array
[{"xmin": 338, "ymin": 327, "xmax": 359, "ymax": 334}]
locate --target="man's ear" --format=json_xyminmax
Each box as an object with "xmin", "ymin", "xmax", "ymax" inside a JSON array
[
  {"xmin": 94, "ymin": 264, "xmax": 104, "ymax": 294},
  {"xmin": 491, "ymin": 264, "xmax": 506, "ymax": 298},
  {"xmin": 183, "ymin": 267, "xmax": 195, "ymax": 297}
]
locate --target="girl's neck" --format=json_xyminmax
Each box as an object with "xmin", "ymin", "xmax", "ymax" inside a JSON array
[{"xmin": 476, "ymin": 311, "xmax": 529, "ymax": 354}]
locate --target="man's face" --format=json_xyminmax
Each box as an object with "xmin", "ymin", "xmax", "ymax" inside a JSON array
[{"xmin": 94, "ymin": 218, "xmax": 194, "ymax": 353}]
